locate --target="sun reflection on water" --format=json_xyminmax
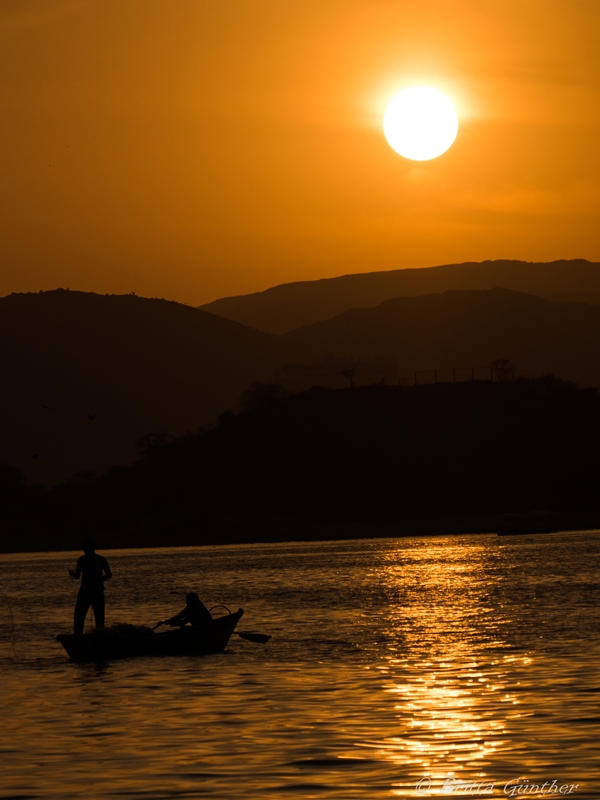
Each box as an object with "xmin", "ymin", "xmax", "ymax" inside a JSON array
[
  {"xmin": 359, "ymin": 539, "xmax": 536, "ymax": 796},
  {"xmin": 1, "ymin": 536, "xmax": 599, "ymax": 798}
]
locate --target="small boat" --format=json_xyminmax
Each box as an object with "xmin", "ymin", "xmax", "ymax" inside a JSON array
[{"xmin": 57, "ymin": 608, "xmax": 244, "ymax": 663}]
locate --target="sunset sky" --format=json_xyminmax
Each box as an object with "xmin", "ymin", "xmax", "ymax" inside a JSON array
[{"xmin": 2, "ymin": 0, "xmax": 600, "ymax": 305}]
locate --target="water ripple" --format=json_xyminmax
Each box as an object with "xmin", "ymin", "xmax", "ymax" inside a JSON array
[{"xmin": 1, "ymin": 532, "xmax": 599, "ymax": 798}]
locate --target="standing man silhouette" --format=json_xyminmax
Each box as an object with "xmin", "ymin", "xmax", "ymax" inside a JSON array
[{"xmin": 69, "ymin": 538, "xmax": 112, "ymax": 635}]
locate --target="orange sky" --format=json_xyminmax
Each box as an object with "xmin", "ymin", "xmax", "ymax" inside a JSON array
[{"xmin": 2, "ymin": 0, "xmax": 600, "ymax": 305}]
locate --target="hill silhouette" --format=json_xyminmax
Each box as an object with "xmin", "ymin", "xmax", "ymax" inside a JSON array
[
  {"xmin": 0, "ymin": 290, "xmax": 284, "ymax": 485},
  {"xmin": 5, "ymin": 286, "xmax": 600, "ymax": 487},
  {"xmin": 280, "ymin": 288, "xmax": 600, "ymax": 391},
  {"xmin": 3, "ymin": 380, "xmax": 600, "ymax": 552},
  {"xmin": 200, "ymin": 259, "xmax": 600, "ymax": 333}
]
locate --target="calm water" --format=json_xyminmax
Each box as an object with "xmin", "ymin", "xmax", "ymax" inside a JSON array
[{"xmin": 1, "ymin": 534, "xmax": 599, "ymax": 799}]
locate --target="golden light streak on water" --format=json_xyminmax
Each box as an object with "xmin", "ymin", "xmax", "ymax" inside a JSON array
[{"xmin": 1, "ymin": 533, "xmax": 599, "ymax": 798}]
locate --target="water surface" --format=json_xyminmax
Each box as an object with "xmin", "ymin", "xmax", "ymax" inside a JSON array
[{"xmin": 1, "ymin": 533, "xmax": 599, "ymax": 798}]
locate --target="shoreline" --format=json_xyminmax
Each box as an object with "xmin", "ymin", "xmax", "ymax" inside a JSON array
[{"xmin": 2, "ymin": 510, "xmax": 598, "ymax": 555}]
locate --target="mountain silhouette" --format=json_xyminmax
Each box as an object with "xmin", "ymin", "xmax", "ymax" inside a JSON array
[
  {"xmin": 0, "ymin": 290, "xmax": 284, "ymax": 484},
  {"xmin": 280, "ymin": 288, "xmax": 600, "ymax": 390},
  {"xmin": 5, "ymin": 285, "xmax": 600, "ymax": 487},
  {"xmin": 200, "ymin": 259, "xmax": 600, "ymax": 333}
]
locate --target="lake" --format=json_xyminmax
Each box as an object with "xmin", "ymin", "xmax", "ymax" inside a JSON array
[{"xmin": 1, "ymin": 533, "xmax": 599, "ymax": 799}]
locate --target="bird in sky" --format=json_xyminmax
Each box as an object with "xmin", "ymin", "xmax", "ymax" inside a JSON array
[
  {"xmin": 42, "ymin": 404, "xmax": 51, "ymax": 410},
  {"xmin": 88, "ymin": 414, "xmax": 96, "ymax": 420}
]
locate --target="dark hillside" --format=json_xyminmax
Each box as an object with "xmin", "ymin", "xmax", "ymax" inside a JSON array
[
  {"xmin": 200, "ymin": 259, "xmax": 600, "ymax": 333},
  {"xmin": 3, "ymin": 379, "xmax": 600, "ymax": 551},
  {"xmin": 282, "ymin": 289, "xmax": 600, "ymax": 390},
  {"xmin": 5, "ymin": 287, "xmax": 600, "ymax": 488},
  {"xmin": 122, "ymin": 380, "xmax": 600, "ymax": 525},
  {"xmin": 0, "ymin": 290, "xmax": 285, "ymax": 484}
]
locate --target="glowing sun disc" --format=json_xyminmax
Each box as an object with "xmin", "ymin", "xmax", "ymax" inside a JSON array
[{"xmin": 383, "ymin": 87, "xmax": 458, "ymax": 161}]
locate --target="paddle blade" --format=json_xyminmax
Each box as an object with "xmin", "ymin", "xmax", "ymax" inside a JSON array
[{"xmin": 236, "ymin": 631, "xmax": 271, "ymax": 644}]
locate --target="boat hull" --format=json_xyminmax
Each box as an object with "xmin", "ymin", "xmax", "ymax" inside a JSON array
[{"xmin": 57, "ymin": 609, "xmax": 244, "ymax": 663}]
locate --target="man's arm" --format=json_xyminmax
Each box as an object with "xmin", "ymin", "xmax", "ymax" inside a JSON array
[
  {"xmin": 103, "ymin": 558, "xmax": 112, "ymax": 581},
  {"xmin": 69, "ymin": 557, "xmax": 82, "ymax": 579},
  {"xmin": 166, "ymin": 609, "xmax": 188, "ymax": 626}
]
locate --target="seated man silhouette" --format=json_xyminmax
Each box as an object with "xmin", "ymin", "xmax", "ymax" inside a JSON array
[
  {"xmin": 69, "ymin": 538, "xmax": 112, "ymax": 635},
  {"xmin": 163, "ymin": 593, "xmax": 213, "ymax": 631}
]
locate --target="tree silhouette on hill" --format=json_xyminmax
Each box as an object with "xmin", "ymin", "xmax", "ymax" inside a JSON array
[{"xmin": 491, "ymin": 359, "xmax": 516, "ymax": 381}]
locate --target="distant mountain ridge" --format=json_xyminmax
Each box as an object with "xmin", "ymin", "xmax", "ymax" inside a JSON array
[
  {"xmin": 281, "ymin": 288, "xmax": 600, "ymax": 390},
  {"xmin": 199, "ymin": 259, "xmax": 600, "ymax": 333},
  {"xmin": 5, "ymin": 283, "xmax": 600, "ymax": 487},
  {"xmin": 0, "ymin": 289, "xmax": 284, "ymax": 485}
]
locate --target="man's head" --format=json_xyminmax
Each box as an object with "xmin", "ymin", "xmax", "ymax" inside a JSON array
[
  {"xmin": 186, "ymin": 592, "xmax": 201, "ymax": 606},
  {"xmin": 83, "ymin": 538, "xmax": 96, "ymax": 556}
]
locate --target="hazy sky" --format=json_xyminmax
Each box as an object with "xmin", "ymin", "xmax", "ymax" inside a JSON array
[{"xmin": 2, "ymin": 0, "xmax": 600, "ymax": 304}]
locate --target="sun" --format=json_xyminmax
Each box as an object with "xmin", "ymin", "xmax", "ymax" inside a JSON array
[{"xmin": 383, "ymin": 86, "xmax": 458, "ymax": 161}]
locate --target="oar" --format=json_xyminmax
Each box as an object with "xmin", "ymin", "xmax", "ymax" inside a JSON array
[
  {"xmin": 235, "ymin": 631, "xmax": 271, "ymax": 644},
  {"xmin": 153, "ymin": 620, "xmax": 270, "ymax": 643},
  {"xmin": 208, "ymin": 605, "xmax": 271, "ymax": 644}
]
